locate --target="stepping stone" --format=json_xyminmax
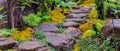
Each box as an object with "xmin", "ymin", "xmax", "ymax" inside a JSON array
[
  {"xmin": 34, "ymin": 23, "xmax": 58, "ymax": 32},
  {"xmin": 18, "ymin": 41, "xmax": 49, "ymax": 51},
  {"xmin": 66, "ymin": 13, "xmax": 87, "ymax": 19},
  {"xmin": 72, "ymin": 5, "xmax": 81, "ymax": 9},
  {"xmin": 79, "ymin": 6, "xmax": 91, "ymax": 12},
  {"xmin": 65, "ymin": 19, "xmax": 86, "ymax": 24},
  {"xmin": 68, "ymin": 6, "xmax": 91, "ymax": 14},
  {"xmin": 101, "ymin": 19, "xmax": 120, "ymax": 38},
  {"xmin": 46, "ymin": 34, "xmax": 74, "ymax": 50},
  {"xmin": 68, "ymin": 10, "xmax": 87, "ymax": 13},
  {"xmin": 0, "ymin": 37, "xmax": 17, "ymax": 50},
  {"xmin": 62, "ymin": 21, "xmax": 79, "ymax": 27},
  {"xmin": 64, "ymin": 27, "xmax": 82, "ymax": 38}
]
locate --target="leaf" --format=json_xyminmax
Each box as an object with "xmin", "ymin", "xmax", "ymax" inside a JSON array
[
  {"xmin": 0, "ymin": 7, "xmax": 4, "ymax": 11},
  {"xmin": 82, "ymin": 29, "xmax": 96, "ymax": 39},
  {"xmin": 0, "ymin": 14, "xmax": 4, "ymax": 19}
]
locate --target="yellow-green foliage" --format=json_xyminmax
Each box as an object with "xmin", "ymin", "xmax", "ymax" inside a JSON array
[
  {"xmin": 79, "ymin": 21, "xmax": 93, "ymax": 32},
  {"xmin": 89, "ymin": 7, "xmax": 98, "ymax": 19},
  {"xmin": 45, "ymin": 8, "xmax": 65, "ymax": 23},
  {"xmin": 80, "ymin": 19, "xmax": 107, "ymax": 39},
  {"xmin": 79, "ymin": 0, "xmax": 95, "ymax": 6},
  {"xmin": 11, "ymin": 28, "xmax": 32, "ymax": 41},
  {"xmin": 6, "ymin": 49, "xmax": 16, "ymax": 51},
  {"xmin": 82, "ymin": 29, "xmax": 96, "ymax": 39},
  {"xmin": 73, "ymin": 43, "xmax": 80, "ymax": 51},
  {"xmin": 91, "ymin": 19, "xmax": 108, "ymax": 25}
]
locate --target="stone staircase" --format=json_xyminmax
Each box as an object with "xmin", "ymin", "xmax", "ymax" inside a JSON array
[{"xmin": 64, "ymin": 6, "xmax": 91, "ymax": 25}]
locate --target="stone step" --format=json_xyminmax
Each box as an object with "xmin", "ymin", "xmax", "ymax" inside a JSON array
[
  {"xmin": 67, "ymin": 10, "xmax": 89, "ymax": 14},
  {"xmin": 18, "ymin": 41, "xmax": 49, "ymax": 51},
  {"xmin": 66, "ymin": 13, "xmax": 87, "ymax": 19},
  {"xmin": 0, "ymin": 37, "xmax": 17, "ymax": 50},
  {"xmin": 65, "ymin": 19, "xmax": 86, "ymax": 24},
  {"xmin": 72, "ymin": 5, "xmax": 81, "ymax": 9},
  {"xmin": 34, "ymin": 23, "xmax": 58, "ymax": 32},
  {"xmin": 46, "ymin": 33, "xmax": 74, "ymax": 50},
  {"xmin": 62, "ymin": 21, "xmax": 79, "ymax": 28}
]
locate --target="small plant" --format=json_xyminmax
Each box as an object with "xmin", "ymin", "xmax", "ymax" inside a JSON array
[
  {"xmin": 80, "ymin": 37, "xmax": 116, "ymax": 51},
  {"xmin": 23, "ymin": 13, "xmax": 41, "ymax": 27},
  {"xmin": 0, "ymin": 28, "xmax": 17, "ymax": 37},
  {"xmin": 33, "ymin": 31, "xmax": 46, "ymax": 40},
  {"xmin": 55, "ymin": 28, "xmax": 66, "ymax": 33},
  {"xmin": 18, "ymin": 0, "xmax": 38, "ymax": 10},
  {"xmin": 36, "ymin": 12, "xmax": 51, "ymax": 21},
  {"xmin": 11, "ymin": 27, "xmax": 32, "ymax": 41},
  {"xmin": 0, "ymin": 14, "xmax": 4, "ymax": 19},
  {"xmin": 58, "ymin": 1, "xmax": 76, "ymax": 9}
]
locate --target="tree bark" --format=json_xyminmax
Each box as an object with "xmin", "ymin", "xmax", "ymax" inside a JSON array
[{"xmin": 7, "ymin": 0, "xmax": 17, "ymax": 29}]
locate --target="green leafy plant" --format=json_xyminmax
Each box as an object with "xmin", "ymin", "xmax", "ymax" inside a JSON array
[
  {"xmin": 44, "ymin": 0, "xmax": 61, "ymax": 5},
  {"xmin": 0, "ymin": 14, "xmax": 4, "ymax": 19},
  {"xmin": 95, "ymin": 0, "xmax": 120, "ymax": 19},
  {"xmin": 108, "ymin": 0, "xmax": 120, "ymax": 18},
  {"xmin": 23, "ymin": 13, "xmax": 41, "ymax": 27},
  {"xmin": 55, "ymin": 28, "xmax": 66, "ymax": 33},
  {"xmin": 80, "ymin": 37, "xmax": 116, "ymax": 51},
  {"xmin": 95, "ymin": 0, "xmax": 108, "ymax": 19},
  {"xmin": 18, "ymin": 0, "xmax": 38, "ymax": 10},
  {"xmin": 0, "ymin": 28, "xmax": 17, "ymax": 37},
  {"xmin": 36, "ymin": 12, "xmax": 50, "ymax": 21},
  {"xmin": 33, "ymin": 31, "xmax": 46, "ymax": 40},
  {"xmin": 55, "ymin": 23, "xmax": 66, "ymax": 33},
  {"xmin": 58, "ymin": 1, "xmax": 76, "ymax": 9}
]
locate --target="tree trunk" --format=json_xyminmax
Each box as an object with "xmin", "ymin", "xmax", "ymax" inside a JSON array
[{"xmin": 7, "ymin": 0, "xmax": 17, "ymax": 29}]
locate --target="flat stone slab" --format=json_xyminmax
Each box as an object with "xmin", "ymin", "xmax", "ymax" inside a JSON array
[
  {"xmin": 62, "ymin": 21, "xmax": 79, "ymax": 27},
  {"xmin": 0, "ymin": 37, "xmax": 16, "ymax": 49},
  {"xmin": 68, "ymin": 10, "xmax": 87, "ymax": 13},
  {"xmin": 79, "ymin": 6, "xmax": 91, "ymax": 12},
  {"xmin": 72, "ymin": 5, "xmax": 81, "ymax": 9},
  {"xmin": 18, "ymin": 41, "xmax": 49, "ymax": 51},
  {"xmin": 64, "ymin": 27, "xmax": 82, "ymax": 38},
  {"xmin": 65, "ymin": 19, "xmax": 86, "ymax": 24},
  {"xmin": 46, "ymin": 34, "xmax": 74, "ymax": 50},
  {"xmin": 66, "ymin": 13, "xmax": 87, "ymax": 19},
  {"xmin": 34, "ymin": 23, "xmax": 58, "ymax": 32}
]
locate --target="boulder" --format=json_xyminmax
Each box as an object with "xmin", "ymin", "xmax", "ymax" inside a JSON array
[
  {"xmin": 0, "ymin": 37, "xmax": 16, "ymax": 50},
  {"xmin": 64, "ymin": 27, "xmax": 82, "ymax": 38},
  {"xmin": 66, "ymin": 13, "xmax": 87, "ymax": 19},
  {"xmin": 62, "ymin": 21, "xmax": 79, "ymax": 27},
  {"xmin": 18, "ymin": 41, "xmax": 49, "ymax": 51},
  {"xmin": 101, "ymin": 19, "xmax": 120, "ymax": 38},
  {"xmin": 34, "ymin": 23, "xmax": 58, "ymax": 32},
  {"xmin": 46, "ymin": 34, "xmax": 74, "ymax": 50}
]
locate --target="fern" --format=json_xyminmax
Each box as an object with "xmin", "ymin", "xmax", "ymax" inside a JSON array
[{"xmin": 23, "ymin": 13, "xmax": 41, "ymax": 27}]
